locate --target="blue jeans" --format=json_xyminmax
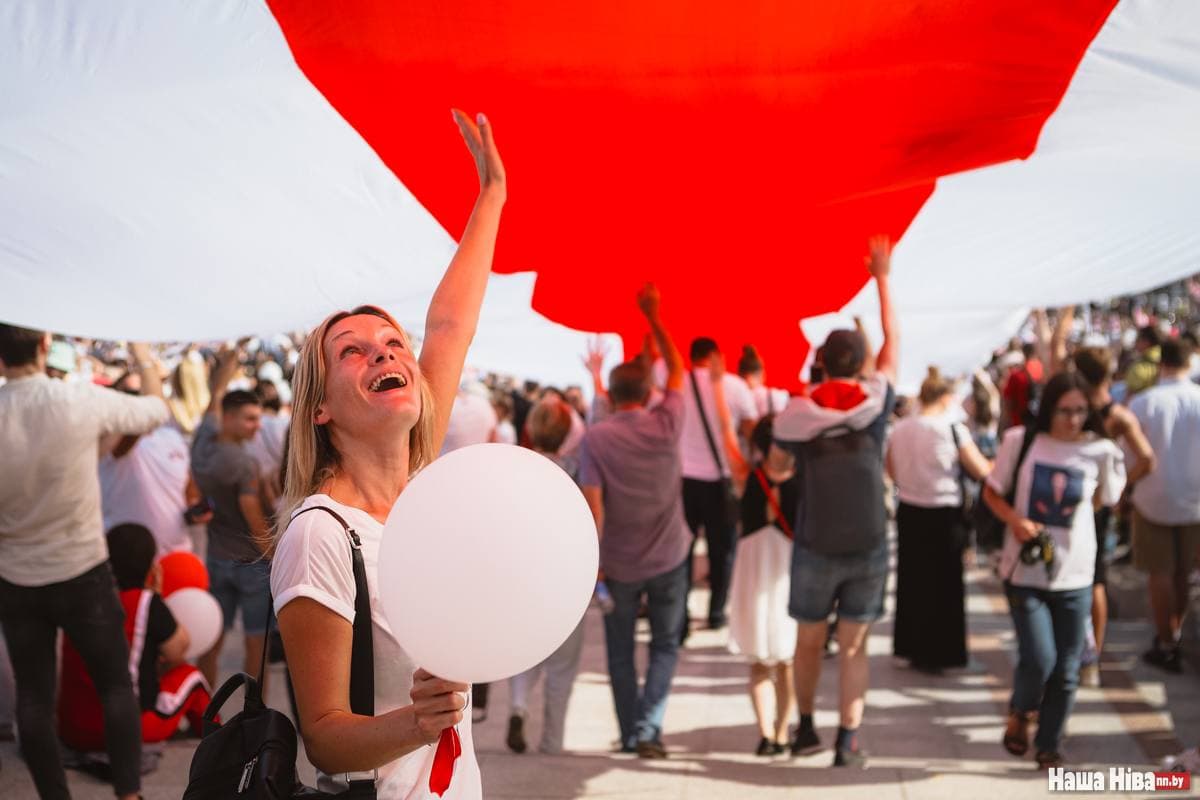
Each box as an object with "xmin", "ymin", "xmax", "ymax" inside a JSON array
[
  {"xmin": 603, "ymin": 559, "xmax": 689, "ymax": 748},
  {"xmin": 1006, "ymin": 584, "xmax": 1092, "ymax": 752},
  {"xmin": 206, "ymin": 556, "xmax": 272, "ymax": 635}
]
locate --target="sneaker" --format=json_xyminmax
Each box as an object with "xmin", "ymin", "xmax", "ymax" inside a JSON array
[
  {"xmin": 833, "ymin": 747, "xmax": 868, "ymax": 768},
  {"xmin": 1079, "ymin": 662, "xmax": 1101, "ymax": 688},
  {"xmin": 790, "ymin": 726, "xmax": 822, "ymax": 756},
  {"xmin": 1142, "ymin": 639, "xmax": 1183, "ymax": 674},
  {"xmin": 636, "ymin": 740, "xmax": 668, "ymax": 759},
  {"xmin": 1036, "ymin": 751, "xmax": 1064, "ymax": 770},
  {"xmin": 505, "ymin": 714, "xmax": 527, "ymax": 754}
]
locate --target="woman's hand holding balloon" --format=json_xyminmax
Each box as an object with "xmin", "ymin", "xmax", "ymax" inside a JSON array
[{"xmin": 409, "ymin": 668, "xmax": 470, "ymax": 744}]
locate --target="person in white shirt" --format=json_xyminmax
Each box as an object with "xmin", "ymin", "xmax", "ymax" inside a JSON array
[
  {"xmin": 269, "ymin": 110, "xmax": 503, "ymax": 800},
  {"xmin": 737, "ymin": 345, "xmax": 789, "ymax": 419},
  {"xmin": 0, "ymin": 323, "xmax": 168, "ymax": 800},
  {"xmin": 886, "ymin": 367, "xmax": 991, "ymax": 673},
  {"xmin": 676, "ymin": 338, "xmax": 754, "ymax": 632},
  {"xmin": 984, "ymin": 372, "xmax": 1126, "ymax": 770},
  {"xmin": 440, "ymin": 383, "xmax": 498, "ymax": 455},
  {"xmin": 100, "ymin": 370, "xmax": 198, "ymax": 555},
  {"xmin": 1128, "ymin": 337, "xmax": 1200, "ymax": 673}
]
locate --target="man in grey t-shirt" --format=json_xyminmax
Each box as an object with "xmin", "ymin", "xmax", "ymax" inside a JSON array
[
  {"xmin": 190, "ymin": 342, "xmax": 270, "ymax": 689},
  {"xmin": 579, "ymin": 284, "xmax": 689, "ymax": 759}
]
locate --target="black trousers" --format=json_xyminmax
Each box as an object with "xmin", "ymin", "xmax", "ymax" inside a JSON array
[
  {"xmin": 893, "ymin": 502, "xmax": 969, "ymax": 669},
  {"xmin": 0, "ymin": 562, "xmax": 142, "ymax": 799},
  {"xmin": 682, "ymin": 477, "xmax": 737, "ymax": 626}
]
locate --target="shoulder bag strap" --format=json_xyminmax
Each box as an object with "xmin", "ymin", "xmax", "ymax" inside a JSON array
[
  {"xmin": 950, "ymin": 423, "xmax": 968, "ymax": 504},
  {"xmin": 289, "ymin": 505, "xmax": 375, "ymax": 718},
  {"xmin": 689, "ymin": 371, "xmax": 726, "ymax": 475},
  {"xmin": 752, "ymin": 468, "xmax": 793, "ymax": 540}
]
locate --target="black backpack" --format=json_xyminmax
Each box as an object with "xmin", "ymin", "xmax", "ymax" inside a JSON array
[
  {"xmin": 182, "ymin": 506, "xmax": 376, "ymax": 799},
  {"xmin": 793, "ymin": 423, "xmax": 887, "ymax": 556}
]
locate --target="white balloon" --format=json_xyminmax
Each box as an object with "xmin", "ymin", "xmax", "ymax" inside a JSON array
[
  {"xmin": 164, "ymin": 587, "xmax": 224, "ymax": 661},
  {"xmin": 379, "ymin": 443, "xmax": 598, "ymax": 684}
]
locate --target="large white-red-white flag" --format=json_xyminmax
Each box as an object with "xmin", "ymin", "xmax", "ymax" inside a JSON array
[{"xmin": 1, "ymin": 0, "xmax": 1197, "ymax": 388}]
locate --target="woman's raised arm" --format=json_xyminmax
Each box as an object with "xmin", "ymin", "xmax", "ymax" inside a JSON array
[{"xmin": 420, "ymin": 110, "xmax": 507, "ymax": 453}]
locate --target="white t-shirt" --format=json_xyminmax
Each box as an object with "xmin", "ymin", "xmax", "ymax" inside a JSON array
[
  {"xmin": 493, "ymin": 420, "xmax": 516, "ymax": 445},
  {"xmin": 99, "ymin": 425, "xmax": 193, "ymax": 554},
  {"xmin": 0, "ymin": 374, "xmax": 168, "ymax": 586},
  {"xmin": 987, "ymin": 428, "xmax": 1126, "ymax": 591},
  {"xmin": 246, "ymin": 412, "xmax": 290, "ymax": 486},
  {"xmin": 271, "ymin": 495, "xmax": 481, "ymax": 799},
  {"xmin": 887, "ymin": 414, "xmax": 970, "ymax": 508},
  {"xmin": 439, "ymin": 392, "xmax": 497, "ymax": 455},
  {"xmin": 1129, "ymin": 377, "xmax": 1200, "ymax": 525},
  {"xmin": 669, "ymin": 367, "xmax": 758, "ymax": 481},
  {"xmin": 750, "ymin": 385, "xmax": 790, "ymax": 418}
]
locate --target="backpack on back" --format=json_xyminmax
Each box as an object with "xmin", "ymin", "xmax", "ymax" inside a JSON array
[{"xmin": 794, "ymin": 424, "xmax": 887, "ymax": 556}]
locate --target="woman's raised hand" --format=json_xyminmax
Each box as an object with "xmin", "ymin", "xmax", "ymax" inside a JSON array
[
  {"xmin": 452, "ymin": 109, "xmax": 506, "ymax": 201},
  {"xmin": 409, "ymin": 668, "xmax": 470, "ymax": 744}
]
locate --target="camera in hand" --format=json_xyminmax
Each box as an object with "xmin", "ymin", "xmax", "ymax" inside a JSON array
[{"xmin": 1019, "ymin": 530, "xmax": 1056, "ymax": 577}]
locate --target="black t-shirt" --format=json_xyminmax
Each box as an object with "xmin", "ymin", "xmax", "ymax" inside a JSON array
[{"xmin": 139, "ymin": 593, "xmax": 178, "ymax": 712}]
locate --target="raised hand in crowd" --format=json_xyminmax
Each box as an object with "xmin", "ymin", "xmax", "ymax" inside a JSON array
[
  {"xmin": 582, "ymin": 335, "xmax": 609, "ymax": 403},
  {"xmin": 637, "ymin": 282, "xmax": 683, "ymax": 391},
  {"xmin": 867, "ymin": 235, "xmax": 899, "ymax": 383}
]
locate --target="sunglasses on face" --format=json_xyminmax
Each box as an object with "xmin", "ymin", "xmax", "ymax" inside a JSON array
[{"xmin": 1054, "ymin": 406, "xmax": 1090, "ymax": 419}]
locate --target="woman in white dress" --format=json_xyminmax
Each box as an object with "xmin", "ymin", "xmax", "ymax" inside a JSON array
[
  {"xmin": 269, "ymin": 110, "xmax": 504, "ymax": 799},
  {"xmin": 728, "ymin": 416, "xmax": 797, "ymax": 756}
]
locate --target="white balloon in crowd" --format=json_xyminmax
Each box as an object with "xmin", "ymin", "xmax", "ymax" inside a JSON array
[
  {"xmin": 379, "ymin": 443, "xmax": 598, "ymax": 684},
  {"xmin": 165, "ymin": 587, "xmax": 224, "ymax": 661}
]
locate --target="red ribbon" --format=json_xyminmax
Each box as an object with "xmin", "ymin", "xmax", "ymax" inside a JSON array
[{"xmin": 428, "ymin": 726, "xmax": 461, "ymax": 797}]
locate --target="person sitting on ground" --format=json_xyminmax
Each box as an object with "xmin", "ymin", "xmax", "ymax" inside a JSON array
[
  {"xmin": 57, "ymin": 524, "xmax": 211, "ymax": 767},
  {"xmin": 506, "ymin": 397, "xmax": 587, "ymax": 756}
]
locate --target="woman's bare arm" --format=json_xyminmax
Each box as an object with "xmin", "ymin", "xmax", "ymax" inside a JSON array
[
  {"xmin": 420, "ymin": 111, "xmax": 507, "ymax": 454},
  {"xmin": 278, "ymin": 598, "xmax": 467, "ymax": 774},
  {"xmin": 1111, "ymin": 405, "xmax": 1156, "ymax": 484}
]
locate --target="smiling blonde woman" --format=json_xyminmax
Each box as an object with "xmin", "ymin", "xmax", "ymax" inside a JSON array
[{"xmin": 269, "ymin": 110, "xmax": 504, "ymax": 799}]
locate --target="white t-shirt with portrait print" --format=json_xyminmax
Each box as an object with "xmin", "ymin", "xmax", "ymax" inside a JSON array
[
  {"xmin": 987, "ymin": 427, "xmax": 1126, "ymax": 591},
  {"xmin": 271, "ymin": 494, "xmax": 481, "ymax": 800}
]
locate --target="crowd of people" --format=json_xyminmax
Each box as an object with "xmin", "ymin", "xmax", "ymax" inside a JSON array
[{"xmin": 1, "ymin": 112, "xmax": 1198, "ymax": 799}]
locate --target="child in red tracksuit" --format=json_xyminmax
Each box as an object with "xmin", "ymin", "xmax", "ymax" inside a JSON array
[{"xmin": 58, "ymin": 524, "xmax": 212, "ymax": 755}]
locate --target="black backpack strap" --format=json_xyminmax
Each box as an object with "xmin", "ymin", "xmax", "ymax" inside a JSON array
[
  {"xmin": 289, "ymin": 505, "xmax": 378, "ymax": 795},
  {"xmin": 289, "ymin": 506, "xmax": 375, "ymax": 718},
  {"xmin": 689, "ymin": 371, "xmax": 726, "ymax": 476}
]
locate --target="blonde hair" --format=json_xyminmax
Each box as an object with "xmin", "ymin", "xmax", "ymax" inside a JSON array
[
  {"xmin": 275, "ymin": 306, "xmax": 436, "ymax": 540},
  {"xmin": 918, "ymin": 366, "xmax": 953, "ymax": 406}
]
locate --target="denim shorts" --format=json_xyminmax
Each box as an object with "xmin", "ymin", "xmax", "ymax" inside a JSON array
[
  {"xmin": 788, "ymin": 542, "xmax": 889, "ymax": 624},
  {"xmin": 206, "ymin": 556, "xmax": 272, "ymax": 635}
]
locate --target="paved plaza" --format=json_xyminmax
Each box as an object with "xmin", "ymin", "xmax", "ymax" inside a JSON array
[{"xmin": 2, "ymin": 543, "xmax": 1197, "ymax": 798}]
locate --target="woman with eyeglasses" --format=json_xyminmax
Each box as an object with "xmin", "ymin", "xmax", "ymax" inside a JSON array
[{"xmin": 983, "ymin": 372, "xmax": 1126, "ymax": 770}]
